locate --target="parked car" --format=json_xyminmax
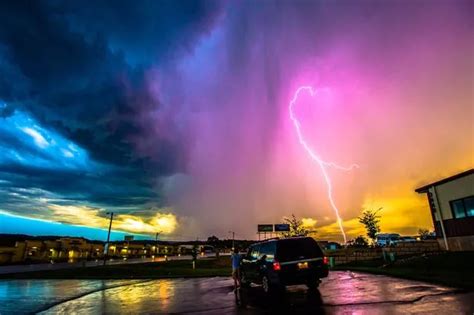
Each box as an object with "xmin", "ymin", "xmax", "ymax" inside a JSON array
[
  {"xmin": 375, "ymin": 233, "xmax": 400, "ymax": 247},
  {"xmin": 394, "ymin": 236, "xmax": 417, "ymax": 244},
  {"xmin": 240, "ymin": 237, "xmax": 329, "ymax": 294},
  {"xmin": 201, "ymin": 245, "xmax": 215, "ymax": 254}
]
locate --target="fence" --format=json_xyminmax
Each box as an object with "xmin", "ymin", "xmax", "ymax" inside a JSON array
[{"xmin": 325, "ymin": 240, "xmax": 440, "ymax": 266}]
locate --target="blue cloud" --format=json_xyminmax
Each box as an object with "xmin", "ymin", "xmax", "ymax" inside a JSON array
[
  {"xmin": 0, "ymin": 104, "xmax": 97, "ymax": 172},
  {"xmin": 0, "ymin": 102, "xmax": 159, "ymax": 224}
]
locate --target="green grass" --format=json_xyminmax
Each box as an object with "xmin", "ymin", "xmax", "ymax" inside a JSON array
[
  {"xmin": 333, "ymin": 251, "xmax": 474, "ymax": 290},
  {"xmin": 0, "ymin": 257, "xmax": 232, "ymax": 280}
]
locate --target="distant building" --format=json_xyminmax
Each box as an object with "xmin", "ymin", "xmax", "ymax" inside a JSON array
[
  {"xmin": 0, "ymin": 234, "xmax": 104, "ymax": 264},
  {"xmin": 375, "ymin": 233, "xmax": 400, "ymax": 247},
  {"xmin": 315, "ymin": 240, "xmax": 342, "ymax": 250},
  {"xmin": 0, "ymin": 238, "xmax": 26, "ymax": 264},
  {"xmin": 0, "ymin": 234, "xmax": 224, "ymax": 265},
  {"xmin": 415, "ymin": 169, "xmax": 474, "ymax": 251}
]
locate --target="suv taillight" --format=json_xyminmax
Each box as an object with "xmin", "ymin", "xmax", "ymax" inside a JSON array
[
  {"xmin": 273, "ymin": 260, "xmax": 281, "ymax": 271},
  {"xmin": 323, "ymin": 256, "xmax": 329, "ymax": 265}
]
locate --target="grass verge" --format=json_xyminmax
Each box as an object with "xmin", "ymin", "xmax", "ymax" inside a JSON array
[
  {"xmin": 0, "ymin": 257, "xmax": 232, "ymax": 280},
  {"xmin": 333, "ymin": 251, "xmax": 474, "ymax": 290}
]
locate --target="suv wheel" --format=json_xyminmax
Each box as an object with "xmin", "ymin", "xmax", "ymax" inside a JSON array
[
  {"xmin": 262, "ymin": 275, "xmax": 270, "ymax": 294},
  {"xmin": 262, "ymin": 276, "xmax": 284, "ymax": 296},
  {"xmin": 306, "ymin": 278, "xmax": 320, "ymax": 290},
  {"xmin": 240, "ymin": 272, "xmax": 250, "ymax": 288}
]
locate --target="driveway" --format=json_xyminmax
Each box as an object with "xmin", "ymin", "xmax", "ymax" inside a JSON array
[{"xmin": 0, "ymin": 271, "xmax": 472, "ymax": 314}]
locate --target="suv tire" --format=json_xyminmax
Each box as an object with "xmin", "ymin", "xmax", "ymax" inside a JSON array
[
  {"xmin": 240, "ymin": 272, "xmax": 250, "ymax": 288},
  {"xmin": 262, "ymin": 275, "xmax": 271, "ymax": 294},
  {"xmin": 262, "ymin": 275, "xmax": 284, "ymax": 295},
  {"xmin": 306, "ymin": 278, "xmax": 320, "ymax": 290}
]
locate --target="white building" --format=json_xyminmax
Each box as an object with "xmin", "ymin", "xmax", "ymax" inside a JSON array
[{"xmin": 415, "ymin": 169, "xmax": 474, "ymax": 251}]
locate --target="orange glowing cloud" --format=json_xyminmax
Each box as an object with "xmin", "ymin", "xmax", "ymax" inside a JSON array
[{"xmin": 47, "ymin": 204, "xmax": 178, "ymax": 235}]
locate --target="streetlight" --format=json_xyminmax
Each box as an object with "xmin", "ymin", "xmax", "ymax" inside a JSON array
[
  {"xmin": 155, "ymin": 231, "xmax": 161, "ymax": 259},
  {"xmin": 228, "ymin": 231, "xmax": 235, "ymax": 251},
  {"xmin": 103, "ymin": 212, "xmax": 114, "ymax": 266}
]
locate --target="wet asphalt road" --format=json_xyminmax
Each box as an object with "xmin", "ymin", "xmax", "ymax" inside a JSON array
[{"xmin": 1, "ymin": 271, "xmax": 473, "ymax": 314}]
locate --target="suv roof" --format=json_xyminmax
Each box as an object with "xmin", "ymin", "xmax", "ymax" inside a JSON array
[
  {"xmin": 276, "ymin": 237, "xmax": 323, "ymax": 261},
  {"xmin": 249, "ymin": 237, "xmax": 324, "ymax": 262},
  {"xmin": 253, "ymin": 236, "xmax": 312, "ymax": 245}
]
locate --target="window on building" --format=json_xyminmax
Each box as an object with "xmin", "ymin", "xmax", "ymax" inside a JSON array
[
  {"xmin": 465, "ymin": 197, "xmax": 474, "ymax": 217},
  {"xmin": 450, "ymin": 196, "xmax": 474, "ymax": 219},
  {"xmin": 451, "ymin": 200, "xmax": 466, "ymax": 218}
]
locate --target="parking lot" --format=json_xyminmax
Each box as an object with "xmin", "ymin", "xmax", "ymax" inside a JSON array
[{"xmin": 0, "ymin": 271, "xmax": 473, "ymax": 314}]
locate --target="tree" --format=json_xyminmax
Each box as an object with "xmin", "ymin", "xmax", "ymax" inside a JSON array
[
  {"xmin": 358, "ymin": 208, "xmax": 382, "ymax": 244},
  {"xmin": 418, "ymin": 228, "xmax": 430, "ymax": 240},
  {"xmin": 282, "ymin": 214, "xmax": 314, "ymax": 237},
  {"xmin": 191, "ymin": 243, "xmax": 199, "ymax": 261},
  {"xmin": 207, "ymin": 235, "xmax": 219, "ymax": 246},
  {"xmin": 206, "ymin": 235, "xmax": 220, "ymax": 257},
  {"xmin": 207, "ymin": 235, "xmax": 219, "ymax": 242},
  {"xmin": 348, "ymin": 235, "xmax": 369, "ymax": 248}
]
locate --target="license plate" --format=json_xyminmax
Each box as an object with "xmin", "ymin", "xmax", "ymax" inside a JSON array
[{"xmin": 297, "ymin": 262, "xmax": 309, "ymax": 269}]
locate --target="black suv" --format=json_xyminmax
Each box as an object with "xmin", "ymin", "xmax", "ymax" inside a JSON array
[{"xmin": 240, "ymin": 237, "xmax": 328, "ymax": 294}]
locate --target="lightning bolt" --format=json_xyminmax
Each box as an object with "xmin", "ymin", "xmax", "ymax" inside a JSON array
[{"xmin": 289, "ymin": 86, "xmax": 359, "ymax": 243}]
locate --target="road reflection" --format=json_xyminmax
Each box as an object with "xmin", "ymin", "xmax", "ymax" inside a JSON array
[
  {"xmin": 97, "ymin": 279, "xmax": 176, "ymax": 313},
  {"xmin": 237, "ymin": 285, "xmax": 326, "ymax": 314},
  {"xmin": 156, "ymin": 279, "xmax": 174, "ymax": 309},
  {"xmin": 2, "ymin": 272, "xmax": 470, "ymax": 314}
]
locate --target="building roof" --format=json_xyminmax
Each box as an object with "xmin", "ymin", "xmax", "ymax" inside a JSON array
[
  {"xmin": 0, "ymin": 234, "xmax": 98, "ymax": 243},
  {"xmin": 415, "ymin": 169, "xmax": 474, "ymax": 193}
]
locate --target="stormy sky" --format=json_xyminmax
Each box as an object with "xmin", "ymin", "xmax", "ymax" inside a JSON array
[{"xmin": 0, "ymin": 0, "xmax": 472, "ymax": 241}]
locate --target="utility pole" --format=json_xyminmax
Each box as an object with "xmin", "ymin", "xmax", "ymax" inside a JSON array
[
  {"xmin": 228, "ymin": 231, "xmax": 235, "ymax": 250},
  {"xmin": 192, "ymin": 237, "xmax": 198, "ymax": 269},
  {"xmin": 103, "ymin": 212, "xmax": 114, "ymax": 266},
  {"xmin": 155, "ymin": 231, "xmax": 161, "ymax": 259}
]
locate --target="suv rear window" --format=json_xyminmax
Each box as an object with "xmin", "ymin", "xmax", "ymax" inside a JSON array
[
  {"xmin": 276, "ymin": 238, "xmax": 323, "ymax": 262},
  {"xmin": 259, "ymin": 241, "xmax": 276, "ymax": 261}
]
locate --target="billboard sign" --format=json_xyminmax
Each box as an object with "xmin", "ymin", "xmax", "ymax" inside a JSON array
[
  {"xmin": 257, "ymin": 224, "xmax": 274, "ymax": 232},
  {"xmin": 274, "ymin": 224, "xmax": 290, "ymax": 232},
  {"xmin": 124, "ymin": 235, "xmax": 134, "ymax": 241}
]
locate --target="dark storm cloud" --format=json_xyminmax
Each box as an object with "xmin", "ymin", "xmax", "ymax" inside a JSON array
[
  {"xmin": 53, "ymin": 0, "xmax": 222, "ymax": 66},
  {"xmin": 0, "ymin": 165, "xmax": 157, "ymax": 209},
  {"xmin": 0, "ymin": 0, "xmax": 220, "ymax": 166},
  {"xmin": 0, "ymin": 0, "xmax": 222, "ymax": 214}
]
